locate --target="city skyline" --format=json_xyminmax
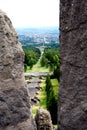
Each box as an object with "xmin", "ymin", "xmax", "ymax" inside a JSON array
[{"xmin": 0, "ymin": 0, "xmax": 59, "ymax": 28}]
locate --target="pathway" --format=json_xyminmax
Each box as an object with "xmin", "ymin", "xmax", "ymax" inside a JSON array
[{"xmin": 26, "ymin": 77, "xmax": 42, "ymax": 106}]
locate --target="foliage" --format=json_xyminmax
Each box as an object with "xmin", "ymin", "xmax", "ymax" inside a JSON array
[
  {"xmin": 25, "ymin": 58, "xmax": 49, "ymax": 73},
  {"xmin": 40, "ymin": 48, "xmax": 60, "ymax": 71},
  {"xmin": 45, "ymin": 75, "xmax": 52, "ymax": 93},
  {"xmin": 40, "ymin": 48, "xmax": 60, "ymax": 82},
  {"xmin": 47, "ymin": 91, "xmax": 57, "ymax": 124},
  {"xmin": 53, "ymin": 65, "xmax": 60, "ymax": 81},
  {"xmin": 45, "ymin": 75, "xmax": 58, "ymax": 124},
  {"xmin": 44, "ymin": 42, "xmax": 60, "ymax": 49},
  {"xmin": 32, "ymin": 79, "xmax": 47, "ymax": 116},
  {"xmin": 40, "ymin": 48, "xmax": 60, "ymax": 124},
  {"xmin": 32, "ymin": 76, "xmax": 58, "ymax": 124},
  {"xmin": 24, "ymin": 64, "xmax": 27, "ymax": 72},
  {"xmin": 23, "ymin": 46, "xmax": 41, "ymax": 70}
]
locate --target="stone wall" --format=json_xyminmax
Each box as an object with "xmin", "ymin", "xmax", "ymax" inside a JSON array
[
  {"xmin": 0, "ymin": 10, "xmax": 36, "ymax": 130},
  {"xmin": 58, "ymin": 1, "xmax": 87, "ymax": 130}
]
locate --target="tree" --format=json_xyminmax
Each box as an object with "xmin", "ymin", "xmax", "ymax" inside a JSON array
[
  {"xmin": 40, "ymin": 56, "xmax": 48, "ymax": 67},
  {"xmin": 40, "ymin": 48, "xmax": 60, "ymax": 72},
  {"xmin": 45, "ymin": 75, "xmax": 57, "ymax": 124},
  {"xmin": 45, "ymin": 75, "xmax": 52, "ymax": 93},
  {"xmin": 24, "ymin": 64, "xmax": 27, "ymax": 72},
  {"xmin": 47, "ymin": 92, "xmax": 57, "ymax": 124},
  {"xmin": 53, "ymin": 65, "xmax": 60, "ymax": 81},
  {"xmin": 23, "ymin": 47, "xmax": 41, "ymax": 70}
]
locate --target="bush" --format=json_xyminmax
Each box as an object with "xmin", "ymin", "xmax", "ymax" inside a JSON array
[
  {"xmin": 24, "ymin": 64, "xmax": 27, "ymax": 72},
  {"xmin": 40, "ymin": 49, "xmax": 60, "ymax": 72},
  {"xmin": 23, "ymin": 47, "xmax": 41, "ymax": 70},
  {"xmin": 53, "ymin": 65, "xmax": 60, "ymax": 81},
  {"xmin": 45, "ymin": 75, "xmax": 57, "ymax": 124}
]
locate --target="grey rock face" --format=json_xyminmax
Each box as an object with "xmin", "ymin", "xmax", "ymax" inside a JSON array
[
  {"xmin": 35, "ymin": 109, "xmax": 53, "ymax": 130},
  {"xmin": 58, "ymin": 1, "xmax": 87, "ymax": 130},
  {"xmin": 0, "ymin": 10, "xmax": 36, "ymax": 130}
]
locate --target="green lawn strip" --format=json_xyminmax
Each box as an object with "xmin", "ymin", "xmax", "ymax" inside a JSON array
[
  {"xmin": 32, "ymin": 78, "xmax": 59, "ymax": 128},
  {"xmin": 32, "ymin": 78, "xmax": 59, "ymax": 116},
  {"xmin": 51, "ymin": 78, "xmax": 59, "ymax": 100},
  {"xmin": 26, "ymin": 59, "xmax": 49, "ymax": 72},
  {"xmin": 32, "ymin": 106, "xmax": 39, "ymax": 116},
  {"xmin": 54, "ymin": 125, "xmax": 58, "ymax": 129},
  {"xmin": 32, "ymin": 78, "xmax": 47, "ymax": 116},
  {"xmin": 38, "ymin": 46, "xmax": 45, "ymax": 53}
]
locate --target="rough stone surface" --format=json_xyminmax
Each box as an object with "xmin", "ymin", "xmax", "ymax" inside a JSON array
[
  {"xmin": 27, "ymin": 77, "xmax": 41, "ymax": 106},
  {"xmin": 58, "ymin": 1, "xmax": 87, "ymax": 130},
  {"xmin": 0, "ymin": 10, "xmax": 36, "ymax": 130},
  {"xmin": 35, "ymin": 109, "xmax": 53, "ymax": 130}
]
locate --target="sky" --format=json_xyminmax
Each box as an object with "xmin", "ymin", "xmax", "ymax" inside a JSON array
[{"xmin": 0, "ymin": 0, "xmax": 59, "ymax": 28}]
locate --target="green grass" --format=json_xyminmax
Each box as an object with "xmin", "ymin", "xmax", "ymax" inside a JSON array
[
  {"xmin": 32, "ymin": 78, "xmax": 59, "ymax": 129},
  {"xmin": 37, "ymin": 79, "xmax": 47, "ymax": 108},
  {"xmin": 32, "ymin": 78, "xmax": 47, "ymax": 116},
  {"xmin": 51, "ymin": 79, "xmax": 59, "ymax": 92},
  {"xmin": 26, "ymin": 59, "xmax": 49, "ymax": 72},
  {"xmin": 51, "ymin": 79, "xmax": 59, "ymax": 100},
  {"xmin": 32, "ymin": 106, "xmax": 39, "ymax": 116},
  {"xmin": 32, "ymin": 78, "xmax": 59, "ymax": 116},
  {"xmin": 54, "ymin": 125, "xmax": 58, "ymax": 129},
  {"xmin": 38, "ymin": 46, "xmax": 45, "ymax": 53}
]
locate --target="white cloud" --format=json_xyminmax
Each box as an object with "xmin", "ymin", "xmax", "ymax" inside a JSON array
[{"xmin": 0, "ymin": 0, "xmax": 59, "ymax": 28}]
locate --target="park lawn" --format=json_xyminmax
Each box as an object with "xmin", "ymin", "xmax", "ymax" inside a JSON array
[
  {"xmin": 26, "ymin": 59, "xmax": 49, "ymax": 73},
  {"xmin": 32, "ymin": 79, "xmax": 47, "ymax": 116},
  {"xmin": 37, "ymin": 79, "xmax": 47, "ymax": 108},
  {"xmin": 51, "ymin": 78, "xmax": 59, "ymax": 100}
]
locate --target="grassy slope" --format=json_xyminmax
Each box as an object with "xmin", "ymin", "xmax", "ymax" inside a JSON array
[
  {"xmin": 32, "ymin": 78, "xmax": 47, "ymax": 116},
  {"xmin": 26, "ymin": 59, "xmax": 49, "ymax": 72},
  {"xmin": 25, "ymin": 48, "xmax": 59, "ymax": 128},
  {"xmin": 26, "ymin": 55, "xmax": 48, "ymax": 115},
  {"xmin": 26, "ymin": 55, "xmax": 59, "ymax": 119},
  {"xmin": 51, "ymin": 79, "xmax": 59, "ymax": 100},
  {"xmin": 26, "ymin": 46, "xmax": 49, "ymax": 73},
  {"xmin": 32, "ymin": 78, "xmax": 59, "ymax": 116}
]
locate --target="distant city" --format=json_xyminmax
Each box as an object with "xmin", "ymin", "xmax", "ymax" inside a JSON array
[{"xmin": 16, "ymin": 27, "xmax": 59, "ymax": 47}]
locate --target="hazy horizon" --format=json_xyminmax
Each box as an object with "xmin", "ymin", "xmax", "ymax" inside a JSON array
[{"xmin": 15, "ymin": 25, "xmax": 59, "ymax": 29}]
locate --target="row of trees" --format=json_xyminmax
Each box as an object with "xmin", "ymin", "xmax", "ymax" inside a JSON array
[
  {"xmin": 41, "ymin": 49, "xmax": 60, "ymax": 68},
  {"xmin": 41, "ymin": 48, "xmax": 60, "ymax": 124},
  {"xmin": 45, "ymin": 75, "xmax": 57, "ymax": 124},
  {"xmin": 40, "ymin": 48, "xmax": 60, "ymax": 80},
  {"xmin": 23, "ymin": 46, "xmax": 41, "ymax": 71},
  {"xmin": 23, "ymin": 46, "xmax": 60, "ymax": 125}
]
